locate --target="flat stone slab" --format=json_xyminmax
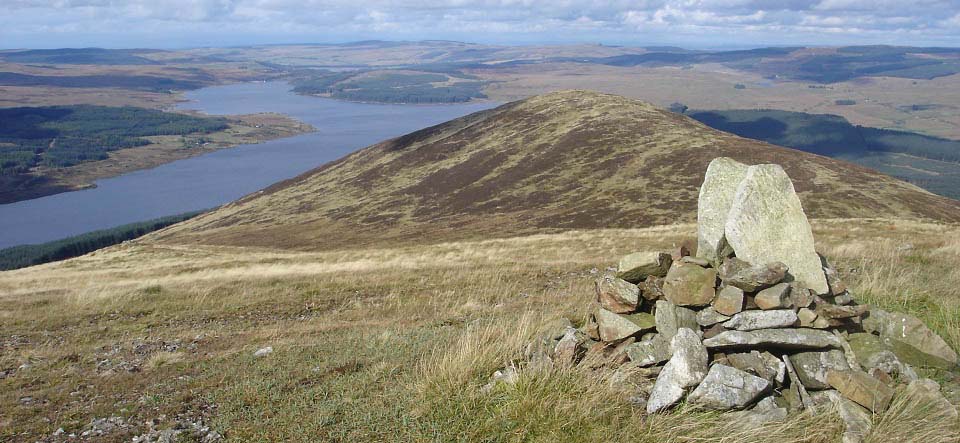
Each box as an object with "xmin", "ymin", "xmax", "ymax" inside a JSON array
[
  {"xmin": 596, "ymin": 308, "xmax": 655, "ymax": 342},
  {"xmin": 697, "ymin": 157, "xmax": 749, "ymax": 265},
  {"xmin": 791, "ymin": 350, "xmax": 850, "ymax": 390},
  {"xmin": 724, "ymin": 164, "xmax": 829, "ymax": 294},
  {"xmin": 723, "ymin": 309, "xmax": 798, "ymax": 331},
  {"xmin": 826, "ymin": 369, "xmax": 894, "ymax": 413},
  {"xmin": 703, "ymin": 328, "xmax": 842, "ymax": 351},
  {"xmin": 687, "ymin": 364, "xmax": 772, "ymax": 410},
  {"xmin": 863, "ymin": 308, "xmax": 958, "ymax": 369}
]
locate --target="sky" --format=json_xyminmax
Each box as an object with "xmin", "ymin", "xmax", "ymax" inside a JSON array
[{"xmin": 2, "ymin": 0, "xmax": 960, "ymax": 49}]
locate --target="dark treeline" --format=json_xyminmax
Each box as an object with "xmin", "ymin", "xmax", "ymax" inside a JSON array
[
  {"xmin": 291, "ymin": 71, "xmax": 487, "ymax": 103},
  {"xmin": 0, "ymin": 211, "xmax": 205, "ymax": 271},
  {"xmin": 688, "ymin": 109, "xmax": 960, "ymax": 163},
  {"xmin": 0, "ymin": 105, "xmax": 228, "ymax": 175}
]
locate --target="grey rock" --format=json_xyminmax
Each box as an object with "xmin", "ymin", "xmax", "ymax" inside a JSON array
[
  {"xmin": 680, "ymin": 256, "xmax": 711, "ymax": 267},
  {"xmin": 696, "ymin": 307, "xmax": 730, "ymax": 327},
  {"xmin": 791, "ymin": 350, "xmax": 850, "ymax": 390},
  {"xmin": 724, "ymin": 164, "xmax": 829, "ymax": 294},
  {"xmin": 729, "ymin": 396, "xmax": 788, "ymax": 428},
  {"xmin": 253, "ymin": 346, "xmax": 273, "ymax": 357},
  {"xmin": 718, "ymin": 257, "xmax": 788, "ymax": 293},
  {"xmin": 596, "ymin": 308, "xmax": 656, "ymax": 342},
  {"xmin": 662, "ymin": 261, "xmax": 718, "ymax": 307},
  {"xmin": 789, "ymin": 282, "xmax": 816, "ymax": 308},
  {"xmin": 837, "ymin": 397, "xmax": 873, "ymax": 443},
  {"xmin": 481, "ymin": 366, "xmax": 519, "ymax": 392},
  {"xmin": 687, "ymin": 364, "xmax": 772, "ymax": 410},
  {"xmin": 618, "ymin": 252, "xmax": 673, "ymax": 283},
  {"xmin": 904, "ymin": 379, "xmax": 958, "ymax": 420},
  {"xmin": 654, "ymin": 300, "xmax": 698, "ymax": 342},
  {"xmin": 726, "ymin": 351, "xmax": 786, "ymax": 384},
  {"xmin": 626, "ymin": 335, "xmax": 671, "ymax": 367},
  {"xmin": 723, "ymin": 309, "xmax": 798, "ymax": 331},
  {"xmin": 697, "ymin": 157, "xmax": 750, "ymax": 265},
  {"xmin": 594, "ymin": 276, "xmax": 640, "ymax": 313},
  {"xmin": 646, "ymin": 328, "xmax": 709, "ymax": 413},
  {"xmin": 755, "ymin": 283, "xmax": 792, "ymax": 310},
  {"xmin": 704, "ymin": 328, "xmax": 842, "ymax": 351},
  {"xmin": 713, "ymin": 285, "xmax": 745, "ymax": 316},
  {"xmin": 554, "ymin": 328, "xmax": 585, "ymax": 366},
  {"xmin": 862, "ymin": 308, "xmax": 958, "ymax": 369}
]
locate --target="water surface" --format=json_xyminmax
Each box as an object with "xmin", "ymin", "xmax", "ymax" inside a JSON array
[{"xmin": 0, "ymin": 82, "xmax": 496, "ymax": 248}]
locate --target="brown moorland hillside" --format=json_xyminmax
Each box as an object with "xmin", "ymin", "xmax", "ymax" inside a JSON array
[{"xmin": 151, "ymin": 90, "xmax": 960, "ymax": 250}]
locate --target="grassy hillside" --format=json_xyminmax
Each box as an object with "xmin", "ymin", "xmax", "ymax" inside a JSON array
[
  {"xmin": 688, "ymin": 109, "xmax": 960, "ymax": 200},
  {"xmin": 152, "ymin": 90, "xmax": 960, "ymax": 251},
  {"xmin": 1, "ymin": 220, "xmax": 957, "ymax": 441}
]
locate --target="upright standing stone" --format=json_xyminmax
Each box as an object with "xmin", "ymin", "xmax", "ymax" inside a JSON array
[
  {"xmin": 697, "ymin": 157, "xmax": 750, "ymax": 265},
  {"xmin": 724, "ymin": 164, "xmax": 829, "ymax": 294}
]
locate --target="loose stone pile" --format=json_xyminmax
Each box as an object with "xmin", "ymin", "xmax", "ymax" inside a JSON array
[{"xmin": 491, "ymin": 158, "xmax": 959, "ymax": 442}]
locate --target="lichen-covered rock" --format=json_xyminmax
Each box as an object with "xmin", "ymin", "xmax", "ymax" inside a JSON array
[
  {"xmin": 596, "ymin": 308, "xmax": 655, "ymax": 342},
  {"xmin": 696, "ymin": 307, "xmax": 730, "ymax": 327},
  {"xmin": 595, "ymin": 276, "xmax": 640, "ymax": 313},
  {"xmin": 862, "ymin": 308, "xmax": 958, "ymax": 369},
  {"xmin": 687, "ymin": 364, "xmax": 772, "ymax": 410},
  {"xmin": 791, "ymin": 350, "xmax": 850, "ymax": 390},
  {"xmin": 723, "ymin": 309, "xmax": 798, "ymax": 331},
  {"xmin": 554, "ymin": 328, "xmax": 586, "ymax": 366},
  {"xmin": 662, "ymin": 261, "xmax": 717, "ymax": 307},
  {"xmin": 754, "ymin": 283, "xmax": 793, "ymax": 310},
  {"xmin": 654, "ymin": 300, "xmax": 698, "ymax": 341},
  {"xmin": 724, "ymin": 164, "xmax": 829, "ymax": 294},
  {"xmin": 618, "ymin": 252, "xmax": 673, "ymax": 284},
  {"xmin": 646, "ymin": 328, "xmax": 709, "ymax": 413},
  {"xmin": 718, "ymin": 258, "xmax": 788, "ymax": 292},
  {"xmin": 696, "ymin": 157, "xmax": 750, "ymax": 265},
  {"xmin": 826, "ymin": 369, "xmax": 894, "ymax": 412},
  {"xmin": 703, "ymin": 328, "xmax": 842, "ymax": 351},
  {"xmin": 713, "ymin": 285, "xmax": 745, "ymax": 316},
  {"xmin": 626, "ymin": 335, "xmax": 671, "ymax": 367}
]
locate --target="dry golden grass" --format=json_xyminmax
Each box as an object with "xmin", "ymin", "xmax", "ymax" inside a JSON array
[{"xmin": 0, "ymin": 219, "xmax": 958, "ymax": 442}]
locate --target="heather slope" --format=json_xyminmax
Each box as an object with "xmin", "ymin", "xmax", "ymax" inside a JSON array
[{"xmin": 152, "ymin": 90, "xmax": 960, "ymax": 250}]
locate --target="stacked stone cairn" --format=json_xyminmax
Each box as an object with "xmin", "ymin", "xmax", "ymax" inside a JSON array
[{"xmin": 493, "ymin": 158, "xmax": 959, "ymax": 442}]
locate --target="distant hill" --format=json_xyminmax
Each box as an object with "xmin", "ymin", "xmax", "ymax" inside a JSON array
[
  {"xmin": 688, "ymin": 109, "xmax": 960, "ymax": 200},
  {"xmin": 151, "ymin": 90, "xmax": 960, "ymax": 250},
  {"xmin": 0, "ymin": 48, "xmax": 160, "ymax": 65}
]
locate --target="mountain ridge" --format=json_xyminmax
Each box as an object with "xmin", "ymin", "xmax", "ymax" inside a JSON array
[{"xmin": 151, "ymin": 90, "xmax": 960, "ymax": 250}]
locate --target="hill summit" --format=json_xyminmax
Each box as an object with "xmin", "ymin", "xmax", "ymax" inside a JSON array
[{"xmin": 153, "ymin": 90, "xmax": 960, "ymax": 250}]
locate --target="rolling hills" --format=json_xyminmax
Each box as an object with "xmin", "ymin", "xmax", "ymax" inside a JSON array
[{"xmin": 151, "ymin": 90, "xmax": 960, "ymax": 250}]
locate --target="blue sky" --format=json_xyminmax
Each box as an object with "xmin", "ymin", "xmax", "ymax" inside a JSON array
[{"xmin": 2, "ymin": 0, "xmax": 960, "ymax": 49}]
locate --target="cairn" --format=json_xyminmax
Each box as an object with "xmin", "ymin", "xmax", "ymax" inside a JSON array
[{"xmin": 490, "ymin": 158, "xmax": 959, "ymax": 442}]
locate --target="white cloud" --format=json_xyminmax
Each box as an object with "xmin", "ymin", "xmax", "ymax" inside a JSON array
[{"xmin": 1, "ymin": 0, "xmax": 958, "ymax": 47}]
